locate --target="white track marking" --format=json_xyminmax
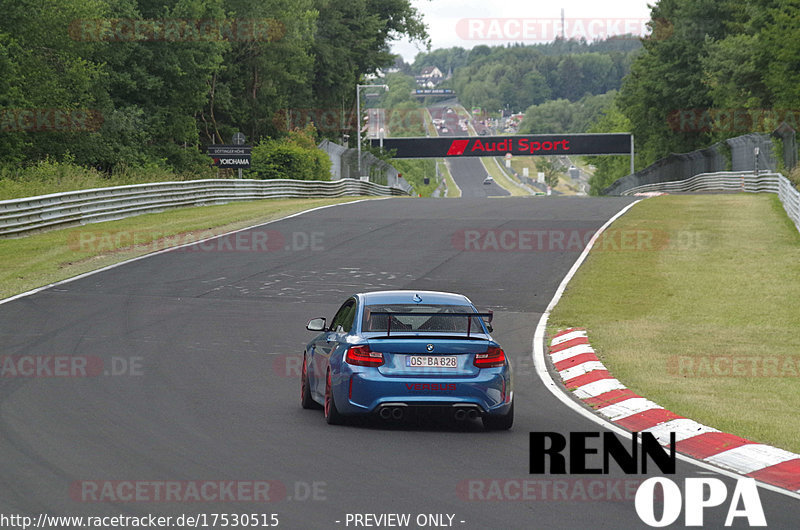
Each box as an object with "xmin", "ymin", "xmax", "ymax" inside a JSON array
[
  {"xmin": 550, "ymin": 343, "xmax": 595, "ymax": 363},
  {"xmin": 705, "ymin": 444, "xmax": 799, "ymax": 475},
  {"xmin": 642, "ymin": 419, "xmax": 720, "ymax": 445},
  {"xmin": 558, "ymin": 361, "xmax": 606, "ymax": 381},
  {"xmin": 596, "ymin": 397, "xmax": 662, "ymax": 421},
  {"xmin": 550, "ymin": 329, "xmax": 587, "ymax": 346},
  {"xmin": 572, "ymin": 379, "xmax": 627, "ymax": 399}
]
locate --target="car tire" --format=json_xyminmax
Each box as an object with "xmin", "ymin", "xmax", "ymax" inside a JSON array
[
  {"xmin": 324, "ymin": 370, "xmax": 345, "ymax": 425},
  {"xmin": 483, "ymin": 401, "xmax": 513, "ymax": 431},
  {"xmin": 301, "ymin": 355, "xmax": 321, "ymax": 410}
]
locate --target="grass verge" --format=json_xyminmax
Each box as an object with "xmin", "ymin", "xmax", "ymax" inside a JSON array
[
  {"xmin": 549, "ymin": 194, "xmax": 800, "ymax": 453},
  {"xmin": 423, "ymin": 108, "xmax": 438, "ymax": 137},
  {"xmin": 441, "ymin": 160, "xmax": 461, "ymax": 198},
  {"xmin": 0, "ymin": 197, "xmax": 372, "ymax": 300},
  {"xmin": 481, "ymin": 158, "xmax": 530, "ymax": 197}
]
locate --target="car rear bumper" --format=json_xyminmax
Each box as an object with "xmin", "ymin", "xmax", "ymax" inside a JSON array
[{"xmin": 334, "ymin": 367, "xmax": 512, "ymax": 416}]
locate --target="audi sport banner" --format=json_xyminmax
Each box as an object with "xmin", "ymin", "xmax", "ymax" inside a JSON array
[
  {"xmin": 207, "ymin": 145, "xmax": 252, "ymax": 169},
  {"xmin": 370, "ymin": 133, "xmax": 632, "ymax": 158}
]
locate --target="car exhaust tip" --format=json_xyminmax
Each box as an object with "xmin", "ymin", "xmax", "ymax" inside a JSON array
[
  {"xmin": 467, "ymin": 409, "xmax": 479, "ymax": 420},
  {"xmin": 391, "ymin": 407, "xmax": 404, "ymax": 420},
  {"xmin": 379, "ymin": 407, "xmax": 392, "ymax": 419},
  {"xmin": 454, "ymin": 409, "xmax": 467, "ymax": 421}
]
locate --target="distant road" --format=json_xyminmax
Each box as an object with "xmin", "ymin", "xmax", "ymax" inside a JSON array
[{"xmin": 428, "ymin": 106, "xmax": 510, "ymax": 198}]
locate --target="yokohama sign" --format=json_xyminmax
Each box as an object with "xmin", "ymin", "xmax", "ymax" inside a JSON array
[{"xmin": 371, "ymin": 134, "xmax": 632, "ymax": 158}]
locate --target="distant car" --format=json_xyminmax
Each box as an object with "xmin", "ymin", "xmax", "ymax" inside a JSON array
[
  {"xmin": 301, "ymin": 290, "xmax": 514, "ymax": 430},
  {"xmin": 446, "ymin": 108, "xmax": 454, "ymax": 114},
  {"xmin": 441, "ymin": 127, "xmax": 448, "ymax": 133},
  {"xmin": 483, "ymin": 176, "xmax": 494, "ymax": 185}
]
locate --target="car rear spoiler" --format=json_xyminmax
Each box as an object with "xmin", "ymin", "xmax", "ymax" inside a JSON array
[{"xmin": 365, "ymin": 310, "xmax": 493, "ymax": 337}]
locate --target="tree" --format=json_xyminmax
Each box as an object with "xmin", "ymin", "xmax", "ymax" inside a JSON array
[
  {"xmin": 616, "ymin": 0, "xmax": 739, "ymax": 165},
  {"xmin": 585, "ymin": 102, "xmax": 634, "ymax": 194},
  {"xmin": 537, "ymin": 157, "xmax": 560, "ymax": 188},
  {"xmin": 519, "ymin": 92, "xmax": 616, "ymax": 134}
]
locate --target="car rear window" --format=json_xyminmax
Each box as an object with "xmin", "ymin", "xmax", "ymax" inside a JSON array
[{"xmin": 362, "ymin": 304, "xmax": 486, "ymax": 333}]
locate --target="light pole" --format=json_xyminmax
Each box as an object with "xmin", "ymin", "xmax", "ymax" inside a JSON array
[{"xmin": 356, "ymin": 83, "xmax": 389, "ymax": 177}]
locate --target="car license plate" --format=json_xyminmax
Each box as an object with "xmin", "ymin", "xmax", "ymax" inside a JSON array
[{"xmin": 406, "ymin": 355, "xmax": 457, "ymax": 368}]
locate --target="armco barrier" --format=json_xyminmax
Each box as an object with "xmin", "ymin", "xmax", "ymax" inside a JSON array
[
  {"xmin": 0, "ymin": 178, "xmax": 408, "ymax": 238},
  {"xmin": 621, "ymin": 171, "xmax": 800, "ymax": 235}
]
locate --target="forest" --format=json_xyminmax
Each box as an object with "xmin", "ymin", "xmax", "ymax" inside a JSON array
[
  {"xmin": 0, "ymin": 0, "xmax": 426, "ymax": 178},
  {"xmin": 2, "ymin": 0, "xmax": 798, "ymax": 196},
  {"xmin": 588, "ymin": 0, "xmax": 800, "ymax": 191},
  {"xmin": 413, "ymin": 39, "xmax": 641, "ymax": 113}
]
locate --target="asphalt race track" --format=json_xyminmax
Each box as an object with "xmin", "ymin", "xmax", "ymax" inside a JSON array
[
  {"xmin": 0, "ymin": 198, "xmax": 797, "ymax": 528},
  {"xmin": 428, "ymin": 107, "xmax": 510, "ymax": 198}
]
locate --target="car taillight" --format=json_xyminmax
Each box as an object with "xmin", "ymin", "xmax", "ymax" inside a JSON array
[
  {"xmin": 474, "ymin": 346, "xmax": 505, "ymax": 368},
  {"xmin": 345, "ymin": 345, "xmax": 384, "ymax": 367}
]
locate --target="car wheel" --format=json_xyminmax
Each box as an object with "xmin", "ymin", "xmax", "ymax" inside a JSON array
[
  {"xmin": 324, "ymin": 370, "xmax": 344, "ymax": 425},
  {"xmin": 483, "ymin": 401, "xmax": 513, "ymax": 431},
  {"xmin": 301, "ymin": 355, "xmax": 321, "ymax": 410}
]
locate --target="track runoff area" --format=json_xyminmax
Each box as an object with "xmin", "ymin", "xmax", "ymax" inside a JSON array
[{"xmin": 1, "ymin": 195, "xmax": 798, "ymax": 529}]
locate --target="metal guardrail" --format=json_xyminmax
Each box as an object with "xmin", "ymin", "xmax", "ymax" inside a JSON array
[
  {"xmin": 622, "ymin": 171, "xmax": 800, "ymax": 234},
  {"xmin": 0, "ymin": 178, "xmax": 408, "ymax": 238}
]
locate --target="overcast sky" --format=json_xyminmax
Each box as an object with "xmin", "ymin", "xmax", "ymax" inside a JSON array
[{"xmin": 391, "ymin": 0, "xmax": 654, "ymax": 63}]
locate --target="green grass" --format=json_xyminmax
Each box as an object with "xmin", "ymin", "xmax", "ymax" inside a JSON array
[
  {"xmin": 481, "ymin": 157, "xmax": 530, "ymax": 197},
  {"xmin": 508, "ymin": 157, "xmax": 581, "ymax": 194},
  {"xmin": 453, "ymin": 104, "xmax": 478, "ymax": 135},
  {"xmin": 441, "ymin": 160, "xmax": 461, "ymax": 198},
  {"xmin": 419, "ymin": 108, "xmax": 458, "ymax": 198},
  {"xmin": 423, "ymin": 108, "xmax": 438, "ymax": 137},
  {"xmin": 391, "ymin": 159, "xmax": 439, "ymax": 197},
  {"xmin": 0, "ymin": 197, "xmax": 372, "ymax": 300},
  {"xmin": 549, "ymin": 194, "xmax": 800, "ymax": 453}
]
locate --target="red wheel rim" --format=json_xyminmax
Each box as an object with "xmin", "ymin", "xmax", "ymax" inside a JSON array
[
  {"xmin": 301, "ymin": 357, "xmax": 307, "ymax": 402},
  {"xmin": 324, "ymin": 372, "xmax": 331, "ymax": 418}
]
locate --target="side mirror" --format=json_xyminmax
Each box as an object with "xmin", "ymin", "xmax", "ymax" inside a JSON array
[{"xmin": 306, "ymin": 317, "xmax": 327, "ymax": 332}]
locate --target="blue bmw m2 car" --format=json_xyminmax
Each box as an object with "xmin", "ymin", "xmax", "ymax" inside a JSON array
[{"xmin": 301, "ymin": 290, "xmax": 513, "ymax": 430}]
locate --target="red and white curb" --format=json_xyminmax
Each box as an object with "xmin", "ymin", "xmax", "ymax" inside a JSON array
[{"xmin": 549, "ymin": 328, "xmax": 800, "ymax": 494}]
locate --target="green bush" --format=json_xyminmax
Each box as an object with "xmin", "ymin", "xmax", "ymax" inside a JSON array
[
  {"xmin": 249, "ymin": 126, "xmax": 331, "ymax": 181},
  {"xmin": 392, "ymin": 158, "xmax": 438, "ymax": 197},
  {"xmin": 789, "ymin": 165, "xmax": 800, "ymax": 189}
]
